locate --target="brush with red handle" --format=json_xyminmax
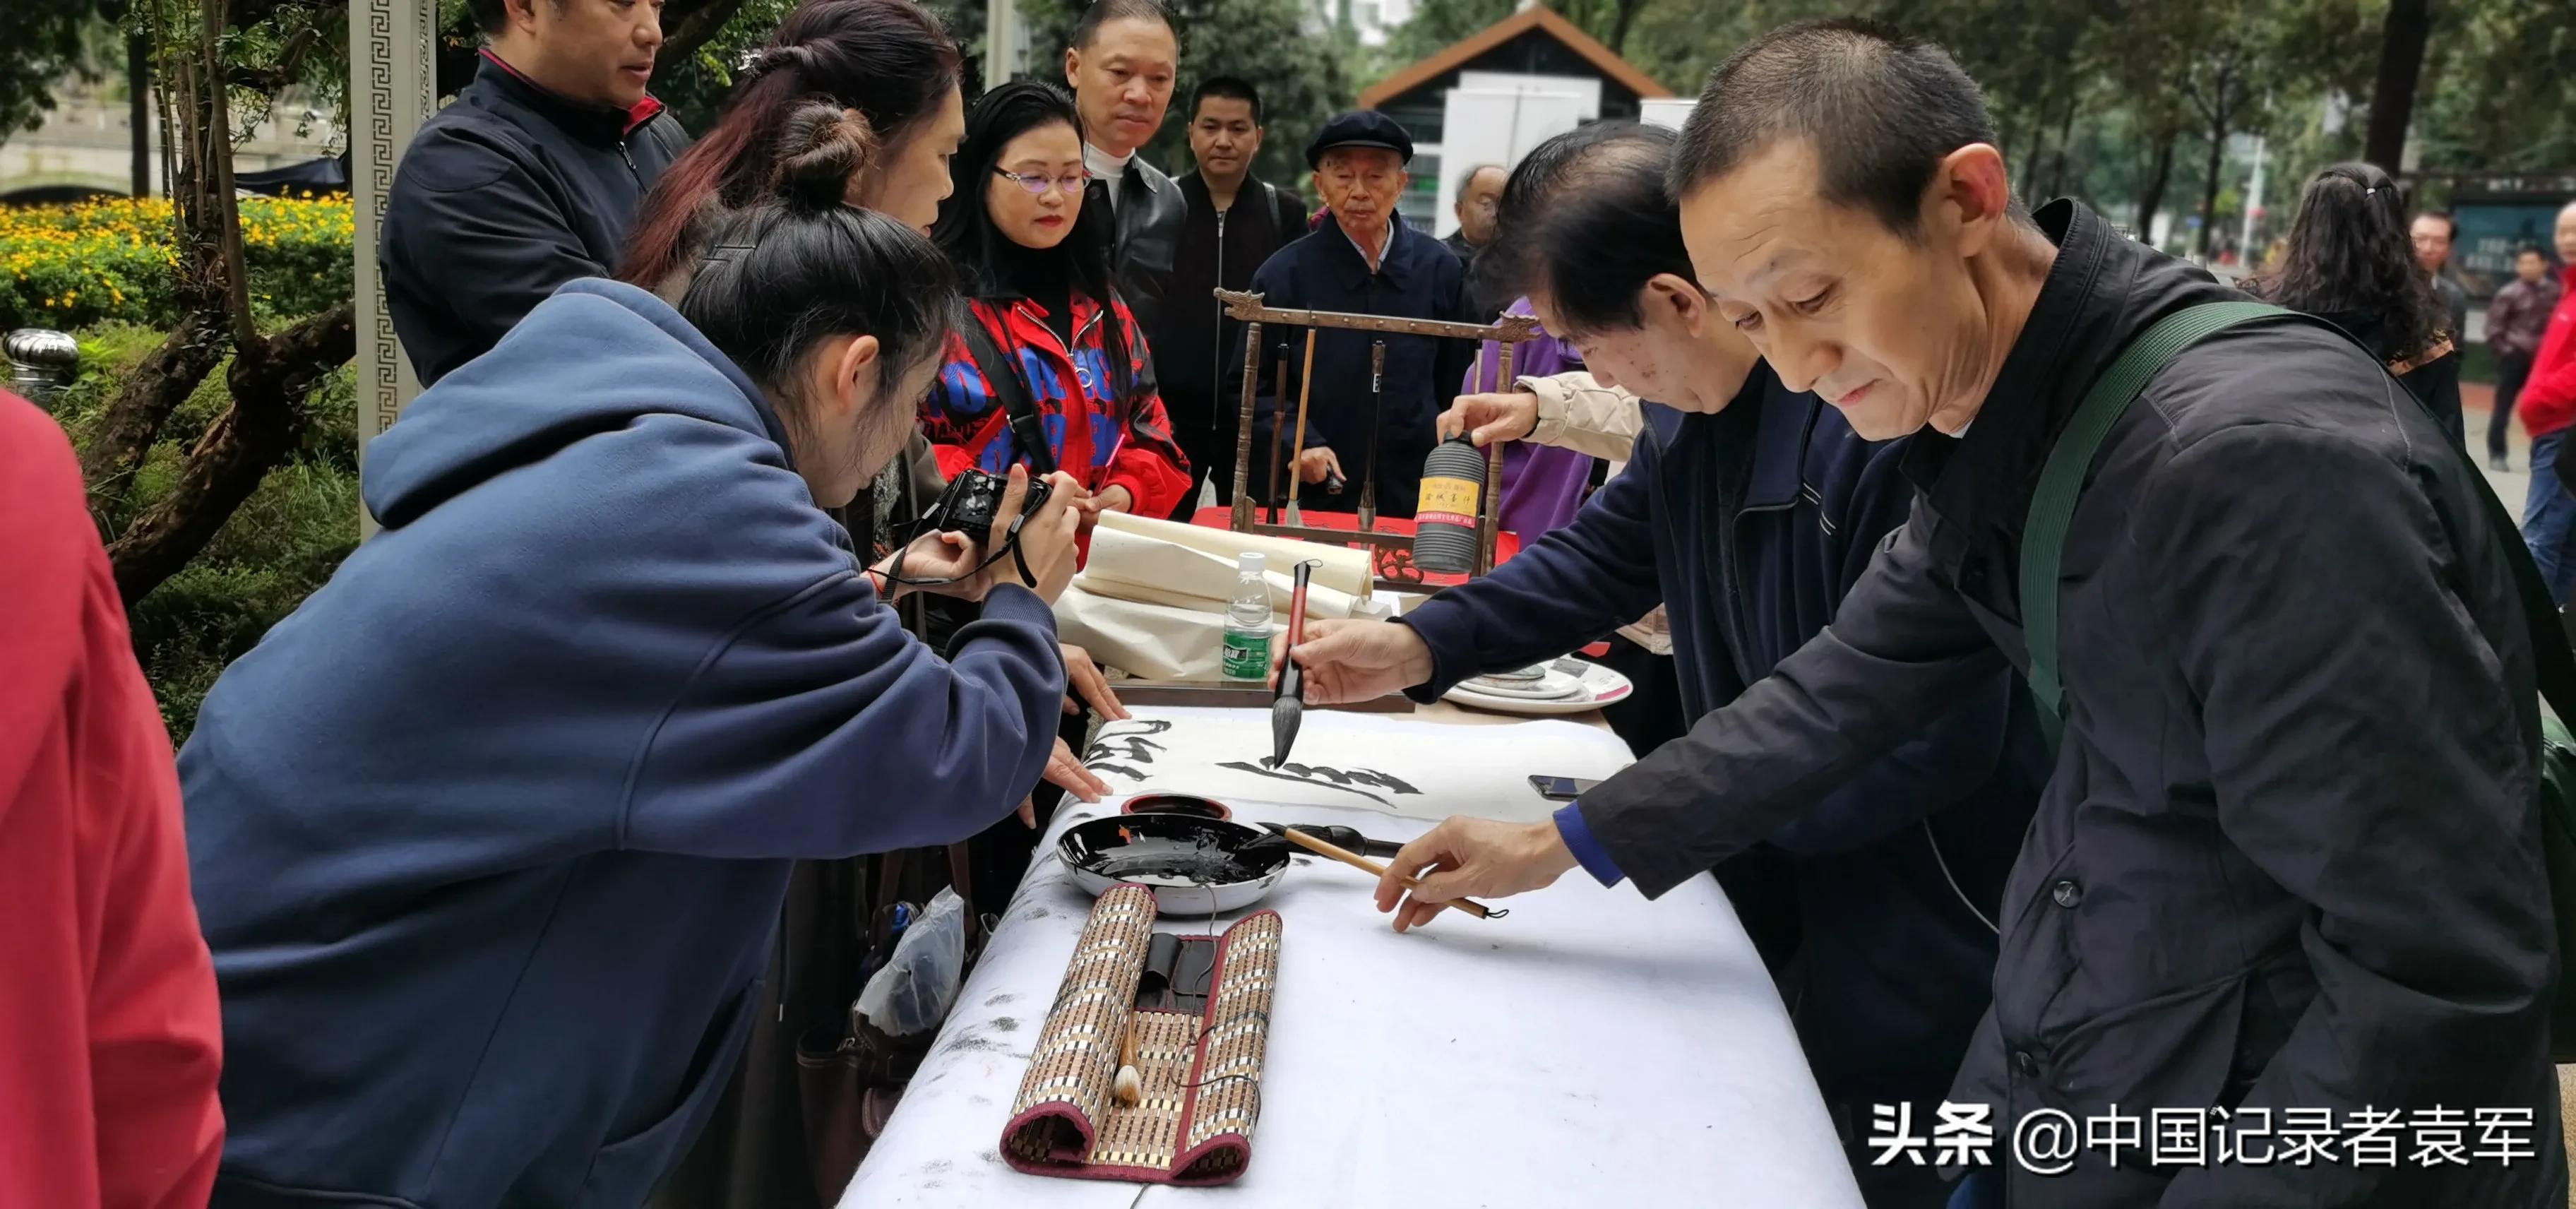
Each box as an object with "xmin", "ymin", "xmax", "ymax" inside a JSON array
[{"xmin": 1267, "ymin": 560, "xmax": 1316, "ymax": 768}]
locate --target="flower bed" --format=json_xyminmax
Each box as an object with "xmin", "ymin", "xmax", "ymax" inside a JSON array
[{"xmin": 1, "ymin": 194, "xmax": 352, "ymax": 330}]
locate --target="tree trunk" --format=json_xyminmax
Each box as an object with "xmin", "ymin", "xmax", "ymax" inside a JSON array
[
  {"xmin": 2018, "ymin": 107, "xmax": 2050, "ymax": 208},
  {"xmin": 2041, "ymin": 93, "xmax": 2080, "ymax": 202},
  {"xmin": 101, "ymin": 0, "xmax": 354, "ymax": 602},
  {"xmin": 78, "ymin": 311, "xmax": 227, "ymax": 508},
  {"xmin": 109, "ymin": 304, "xmax": 354, "ymax": 604},
  {"xmin": 2195, "ymin": 104, "xmax": 2228, "ymax": 259},
  {"xmin": 2363, "ymin": 0, "xmax": 2432, "ymax": 172},
  {"xmin": 1609, "ymin": 0, "xmax": 1645, "ymax": 55},
  {"xmin": 661, "ymin": 0, "xmax": 756, "ymax": 68},
  {"xmin": 2134, "ymin": 126, "xmax": 2176, "ymax": 243},
  {"xmin": 126, "ymin": 34, "xmax": 152, "ymax": 196}
]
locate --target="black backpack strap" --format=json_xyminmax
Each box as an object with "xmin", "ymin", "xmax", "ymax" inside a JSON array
[
  {"xmin": 1263, "ymin": 179, "xmax": 1305, "ymax": 243},
  {"xmin": 955, "ymin": 302, "xmax": 1059, "ymax": 477},
  {"xmin": 2022, "ymin": 299, "xmax": 2576, "ymax": 745}
]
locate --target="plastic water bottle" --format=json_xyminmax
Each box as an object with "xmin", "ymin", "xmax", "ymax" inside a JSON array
[{"xmin": 1222, "ymin": 552, "xmax": 1272, "ymax": 681}]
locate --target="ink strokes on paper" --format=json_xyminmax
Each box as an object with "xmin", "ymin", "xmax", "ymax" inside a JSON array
[
  {"xmin": 1212, "ymin": 761, "xmax": 1419, "ymax": 806},
  {"xmin": 1078, "ymin": 706, "xmax": 1631, "ymax": 823},
  {"xmin": 1085, "ymin": 717, "xmax": 1420, "ymax": 805}
]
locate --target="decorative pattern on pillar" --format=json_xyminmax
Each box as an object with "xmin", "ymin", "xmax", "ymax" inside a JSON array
[{"xmin": 352, "ymin": 0, "xmax": 436, "ymax": 535}]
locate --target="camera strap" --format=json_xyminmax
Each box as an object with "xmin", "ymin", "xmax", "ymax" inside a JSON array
[{"xmin": 958, "ymin": 306, "xmax": 1060, "ymax": 478}]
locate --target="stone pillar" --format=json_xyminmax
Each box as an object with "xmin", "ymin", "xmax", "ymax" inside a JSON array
[{"xmin": 351, "ymin": 0, "xmax": 436, "ymax": 535}]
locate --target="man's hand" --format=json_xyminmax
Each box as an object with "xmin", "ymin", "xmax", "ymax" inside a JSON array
[
  {"xmin": 1272, "ymin": 617, "xmax": 1433, "ymax": 705},
  {"xmin": 1374, "ymin": 816, "xmax": 1581, "ymax": 932},
  {"xmin": 1059, "ymin": 643, "xmax": 1129, "ymax": 720},
  {"xmin": 1039, "ymin": 735, "xmax": 1108, "ymax": 804},
  {"xmin": 1295, "ymin": 446, "xmax": 1344, "ymax": 486},
  {"xmin": 1438, "ymin": 391, "xmax": 1541, "ymax": 447}
]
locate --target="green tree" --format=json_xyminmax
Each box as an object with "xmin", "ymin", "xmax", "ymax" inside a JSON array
[{"xmin": 0, "ymin": 1, "xmax": 121, "ymax": 136}]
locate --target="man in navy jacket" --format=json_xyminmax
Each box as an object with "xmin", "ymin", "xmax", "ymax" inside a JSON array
[
  {"xmin": 1238, "ymin": 112, "xmax": 1474, "ymax": 517},
  {"xmin": 381, "ymin": 0, "xmax": 688, "ymax": 385},
  {"xmin": 1290, "ymin": 121, "xmax": 2044, "ymax": 1206}
]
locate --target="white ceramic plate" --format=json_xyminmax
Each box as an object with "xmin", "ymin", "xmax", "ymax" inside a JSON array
[{"xmin": 1445, "ymin": 657, "xmax": 1635, "ymax": 716}]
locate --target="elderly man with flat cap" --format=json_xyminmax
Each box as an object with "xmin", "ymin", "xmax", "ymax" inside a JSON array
[{"xmin": 1234, "ymin": 111, "xmax": 1475, "ymax": 517}]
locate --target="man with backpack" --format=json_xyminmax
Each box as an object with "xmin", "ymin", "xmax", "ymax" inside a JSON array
[
  {"xmin": 1300, "ymin": 20, "xmax": 2566, "ymax": 1205},
  {"xmin": 1161, "ymin": 76, "xmax": 1310, "ymax": 517}
]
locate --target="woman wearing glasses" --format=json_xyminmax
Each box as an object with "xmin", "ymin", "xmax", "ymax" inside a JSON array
[{"xmin": 922, "ymin": 80, "xmax": 1191, "ymax": 523}]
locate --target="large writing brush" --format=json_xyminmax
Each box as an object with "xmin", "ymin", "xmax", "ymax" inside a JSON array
[{"xmin": 1267, "ymin": 560, "xmax": 1314, "ymax": 769}]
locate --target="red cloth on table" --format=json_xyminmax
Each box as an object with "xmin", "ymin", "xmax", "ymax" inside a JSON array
[{"xmin": 0, "ymin": 391, "xmax": 225, "ymax": 1209}]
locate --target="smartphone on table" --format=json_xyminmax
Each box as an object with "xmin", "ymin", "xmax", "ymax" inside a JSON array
[{"xmin": 1528, "ymin": 775, "xmax": 1602, "ymax": 802}]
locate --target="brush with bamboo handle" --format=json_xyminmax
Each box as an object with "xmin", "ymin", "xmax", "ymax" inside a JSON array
[{"xmin": 1278, "ymin": 826, "xmax": 1507, "ymax": 919}]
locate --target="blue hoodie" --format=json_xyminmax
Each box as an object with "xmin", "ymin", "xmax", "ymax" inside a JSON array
[{"xmin": 181, "ymin": 279, "xmax": 1063, "ymax": 1209}]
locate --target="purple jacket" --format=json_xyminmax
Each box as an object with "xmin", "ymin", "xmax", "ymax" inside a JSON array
[{"xmin": 1466, "ymin": 299, "xmax": 1596, "ymax": 540}]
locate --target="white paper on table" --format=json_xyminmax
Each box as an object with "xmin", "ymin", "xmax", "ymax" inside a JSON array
[
  {"xmin": 1078, "ymin": 705, "xmax": 1630, "ymax": 822},
  {"xmin": 1052, "ymin": 588, "xmax": 1256, "ymax": 682},
  {"xmin": 1092, "ymin": 510, "xmax": 1370, "ymax": 597},
  {"xmin": 838, "ymin": 796, "xmax": 1864, "ymax": 1209},
  {"xmin": 1080, "ymin": 524, "xmax": 1359, "ymax": 619}
]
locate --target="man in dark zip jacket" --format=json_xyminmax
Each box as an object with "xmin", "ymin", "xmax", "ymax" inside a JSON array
[
  {"xmin": 1292, "ymin": 121, "xmax": 2044, "ymax": 1208},
  {"xmin": 381, "ymin": 0, "xmax": 688, "ymax": 386},
  {"xmin": 1163, "ymin": 76, "xmax": 1308, "ymax": 517},
  {"xmin": 1330, "ymin": 22, "xmax": 2563, "ymax": 1207}
]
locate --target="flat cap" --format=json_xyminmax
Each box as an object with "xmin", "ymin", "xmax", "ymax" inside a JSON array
[{"xmin": 1306, "ymin": 110, "xmax": 1414, "ymax": 168}]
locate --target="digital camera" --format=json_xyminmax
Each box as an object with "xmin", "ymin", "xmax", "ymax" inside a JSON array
[{"xmin": 924, "ymin": 467, "xmax": 1050, "ymax": 540}]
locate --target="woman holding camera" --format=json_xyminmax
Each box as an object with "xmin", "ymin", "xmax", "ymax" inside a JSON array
[
  {"xmin": 920, "ymin": 80, "xmax": 1193, "ymax": 523},
  {"xmin": 179, "ymin": 112, "xmax": 1083, "ymax": 1209}
]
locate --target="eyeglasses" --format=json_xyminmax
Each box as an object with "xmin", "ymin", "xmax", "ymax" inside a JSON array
[{"xmin": 994, "ymin": 167, "xmax": 1091, "ymax": 196}]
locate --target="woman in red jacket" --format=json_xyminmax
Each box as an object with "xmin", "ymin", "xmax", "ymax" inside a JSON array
[{"xmin": 922, "ymin": 81, "xmax": 1191, "ymax": 521}]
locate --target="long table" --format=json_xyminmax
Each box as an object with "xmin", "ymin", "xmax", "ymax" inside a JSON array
[{"xmin": 837, "ymin": 708, "xmax": 1862, "ymax": 1208}]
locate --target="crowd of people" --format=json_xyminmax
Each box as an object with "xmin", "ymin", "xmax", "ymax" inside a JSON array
[{"xmin": 11, "ymin": 1, "xmax": 2576, "ymax": 1208}]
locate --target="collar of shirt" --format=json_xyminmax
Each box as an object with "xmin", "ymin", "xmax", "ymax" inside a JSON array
[
  {"xmin": 1083, "ymin": 143, "xmax": 1131, "ymax": 211},
  {"xmin": 1337, "ymin": 215, "xmax": 1400, "ymax": 275},
  {"xmin": 1897, "ymin": 198, "xmax": 2109, "ymax": 529}
]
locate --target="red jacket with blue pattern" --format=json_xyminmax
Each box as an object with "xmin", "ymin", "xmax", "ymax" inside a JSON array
[{"xmin": 919, "ymin": 289, "xmax": 1191, "ymax": 518}]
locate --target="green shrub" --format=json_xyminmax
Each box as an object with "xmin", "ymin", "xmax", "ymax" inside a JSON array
[{"xmin": 46, "ymin": 318, "xmax": 361, "ymax": 742}]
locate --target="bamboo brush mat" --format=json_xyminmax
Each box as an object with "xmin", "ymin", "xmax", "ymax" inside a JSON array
[{"xmin": 1001, "ymin": 885, "xmax": 1283, "ymax": 1184}]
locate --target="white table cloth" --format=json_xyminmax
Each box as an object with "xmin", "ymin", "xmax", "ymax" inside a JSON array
[{"xmin": 837, "ymin": 710, "xmax": 1861, "ymax": 1209}]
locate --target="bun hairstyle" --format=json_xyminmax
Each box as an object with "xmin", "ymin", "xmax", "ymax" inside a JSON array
[
  {"xmin": 621, "ymin": 0, "xmax": 962, "ymax": 289},
  {"xmin": 677, "ymin": 102, "xmax": 958, "ymax": 447},
  {"xmin": 770, "ymin": 102, "xmax": 881, "ymax": 206}
]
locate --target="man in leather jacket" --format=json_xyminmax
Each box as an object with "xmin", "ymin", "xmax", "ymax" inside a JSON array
[{"xmin": 1063, "ymin": 0, "xmax": 1188, "ymax": 340}]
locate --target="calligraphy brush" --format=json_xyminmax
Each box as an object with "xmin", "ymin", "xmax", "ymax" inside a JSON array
[
  {"xmin": 1268, "ymin": 561, "xmax": 1314, "ymax": 770},
  {"xmin": 1277, "ymin": 826, "xmax": 1507, "ymax": 919}
]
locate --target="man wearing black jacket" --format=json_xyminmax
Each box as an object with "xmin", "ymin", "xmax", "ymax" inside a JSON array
[
  {"xmin": 1163, "ymin": 76, "xmax": 1308, "ymax": 518},
  {"xmin": 381, "ymin": 0, "xmax": 688, "ymax": 386},
  {"xmin": 1064, "ymin": 0, "xmax": 1188, "ymax": 340},
  {"xmin": 1310, "ymin": 20, "xmax": 2563, "ymax": 1208}
]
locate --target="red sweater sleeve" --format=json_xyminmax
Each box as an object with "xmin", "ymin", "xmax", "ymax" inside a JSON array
[
  {"xmin": 1103, "ymin": 299, "xmax": 1193, "ymax": 518},
  {"xmin": 0, "ymin": 392, "xmax": 224, "ymax": 1209}
]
